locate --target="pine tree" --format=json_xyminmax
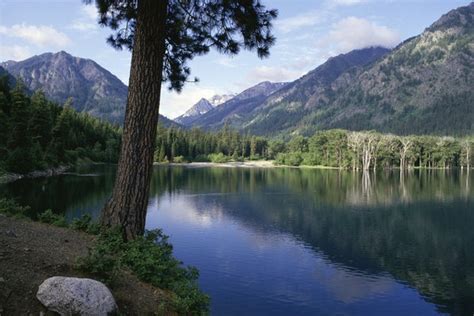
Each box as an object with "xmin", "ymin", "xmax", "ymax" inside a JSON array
[
  {"xmin": 30, "ymin": 91, "xmax": 53, "ymax": 149},
  {"xmin": 87, "ymin": 0, "xmax": 278, "ymax": 239}
]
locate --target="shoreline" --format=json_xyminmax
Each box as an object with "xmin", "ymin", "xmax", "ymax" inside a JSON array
[
  {"xmin": 154, "ymin": 160, "xmax": 343, "ymax": 169},
  {"xmin": 1, "ymin": 161, "xmax": 466, "ymax": 185},
  {"xmin": 0, "ymin": 165, "xmax": 70, "ymax": 184},
  {"xmin": 153, "ymin": 161, "xmax": 468, "ymax": 171},
  {"xmin": 0, "ymin": 214, "xmax": 170, "ymax": 314},
  {"xmin": 155, "ymin": 160, "xmax": 277, "ymax": 168}
]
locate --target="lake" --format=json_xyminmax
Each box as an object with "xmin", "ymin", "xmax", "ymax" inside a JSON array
[{"xmin": 1, "ymin": 165, "xmax": 473, "ymax": 315}]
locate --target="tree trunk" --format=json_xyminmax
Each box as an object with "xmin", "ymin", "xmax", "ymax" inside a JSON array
[{"xmin": 101, "ymin": 0, "xmax": 169, "ymax": 240}]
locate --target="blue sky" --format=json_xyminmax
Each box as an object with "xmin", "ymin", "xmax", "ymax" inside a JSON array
[{"xmin": 0, "ymin": 0, "xmax": 471, "ymax": 118}]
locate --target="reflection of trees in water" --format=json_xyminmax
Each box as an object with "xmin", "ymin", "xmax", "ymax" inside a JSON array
[
  {"xmin": 149, "ymin": 167, "xmax": 473, "ymax": 208},
  {"xmin": 0, "ymin": 165, "xmax": 116, "ymax": 219},
  {"xmin": 461, "ymin": 168, "xmax": 470, "ymax": 198},
  {"xmin": 150, "ymin": 167, "xmax": 474, "ymax": 315}
]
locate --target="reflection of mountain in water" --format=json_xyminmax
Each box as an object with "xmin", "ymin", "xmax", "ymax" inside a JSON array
[{"xmin": 149, "ymin": 167, "xmax": 474, "ymax": 315}]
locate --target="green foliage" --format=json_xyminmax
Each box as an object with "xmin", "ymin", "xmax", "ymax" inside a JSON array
[
  {"xmin": 208, "ymin": 153, "xmax": 230, "ymax": 163},
  {"xmin": 0, "ymin": 198, "xmax": 29, "ymax": 218},
  {"xmin": 79, "ymin": 228, "xmax": 210, "ymax": 314},
  {"xmin": 70, "ymin": 214, "xmax": 93, "ymax": 231},
  {"xmin": 193, "ymin": 154, "xmax": 210, "ymax": 162},
  {"xmin": 0, "ymin": 82, "xmax": 121, "ymax": 174},
  {"xmin": 78, "ymin": 227, "xmax": 124, "ymax": 282},
  {"xmin": 154, "ymin": 125, "xmax": 268, "ymax": 163},
  {"xmin": 37, "ymin": 209, "xmax": 67, "ymax": 227},
  {"xmin": 275, "ymin": 152, "xmax": 303, "ymax": 166},
  {"xmin": 273, "ymin": 130, "xmax": 472, "ymax": 169},
  {"xmin": 36, "ymin": 209, "xmax": 101, "ymax": 233},
  {"xmin": 172, "ymin": 155, "xmax": 187, "ymax": 163},
  {"xmin": 88, "ymin": 0, "xmax": 277, "ymax": 92}
]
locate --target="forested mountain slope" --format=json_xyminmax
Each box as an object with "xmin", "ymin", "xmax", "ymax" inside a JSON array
[
  {"xmin": 189, "ymin": 81, "xmax": 287, "ymax": 129},
  {"xmin": 241, "ymin": 3, "xmax": 474, "ymax": 136},
  {"xmin": 1, "ymin": 51, "xmax": 176, "ymax": 126}
]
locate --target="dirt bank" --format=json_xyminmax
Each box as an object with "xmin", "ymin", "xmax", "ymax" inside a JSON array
[{"xmin": 0, "ymin": 215, "xmax": 171, "ymax": 315}]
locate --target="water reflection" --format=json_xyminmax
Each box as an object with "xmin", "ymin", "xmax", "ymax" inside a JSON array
[{"xmin": 1, "ymin": 165, "xmax": 473, "ymax": 315}]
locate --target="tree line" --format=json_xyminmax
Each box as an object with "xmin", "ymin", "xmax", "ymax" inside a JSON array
[
  {"xmin": 1, "ymin": 77, "xmax": 471, "ymax": 174},
  {"xmin": 155, "ymin": 127, "xmax": 473, "ymax": 170},
  {"xmin": 154, "ymin": 124, "xmax": 268, "ymax": 163},
  {"xmin": 0, "ymin": 79, "xmax": 121, "ymax": 174},
  {"xmin": 275, "ymin": 130, "xmax": 472, "ymax": 169}
]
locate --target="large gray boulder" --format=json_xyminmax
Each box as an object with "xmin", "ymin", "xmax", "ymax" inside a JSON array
[{"xmin": 37, "ymin": 276, "xmax": 117, "ymax": 315}]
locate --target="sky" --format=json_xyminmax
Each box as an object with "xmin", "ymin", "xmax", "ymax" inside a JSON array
[{"xmin": 0, "ymin": 0, "xmax": 471, "ymax": 118}]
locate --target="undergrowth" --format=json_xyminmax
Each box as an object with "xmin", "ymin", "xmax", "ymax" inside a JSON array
[
  {"xmin": 78, "ymin": 228, "xmax": 210, "ymax": 315},
  {"xmin": 1, "ymin": 197, "xmax": 209, "ymax": 315}
]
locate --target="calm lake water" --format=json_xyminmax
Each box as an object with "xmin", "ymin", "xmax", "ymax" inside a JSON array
[{"xmin": 2, "ymin": 165, "xmax": 474, "ymax": 315}]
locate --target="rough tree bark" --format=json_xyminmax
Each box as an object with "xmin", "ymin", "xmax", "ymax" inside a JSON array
[{"xmin": 101, "ymin": 0, "xmax": 169, "ymax": 240}]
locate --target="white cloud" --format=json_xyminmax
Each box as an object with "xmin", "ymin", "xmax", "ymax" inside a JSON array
[
  {"xmin": 70, "ymin": 5, "xmax": 98, "ymax": 32},
  {"xmin": 0, "ymin": 24, "xmax": 71, "ymax": 47},
  {"xmin": 0, "ymin": 45, "xmax": 32, "ymax": 61},
  {"xmin": 245, "ymin": 66, "xmax": 303, "ymax": 85},
  {"xmin": 277, "ymin": 11, "xmax": 328, "ymax": 33},
  {"xmin": 161, "ymin": 85, "xmax": 218, "ymax": 119},
  {"xmin": 319, "ymin": 17, "xmax": 400, "ymax": 53}
]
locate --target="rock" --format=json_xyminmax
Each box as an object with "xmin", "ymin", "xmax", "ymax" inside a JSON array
[{"xmin": 36, "ymin": 276, "xmax": 117, "ymax": 316}]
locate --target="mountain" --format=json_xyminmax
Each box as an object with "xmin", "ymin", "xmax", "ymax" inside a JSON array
[
  {"xmin": 1, "ymin": 51, "xmax": 127, "ymax": 123},
  {"xmin": 0, "ymin": 65, "xmax": 17, "ymax": 88},
  {"xmin": 208, "ymin": 94, "xmax": 236, "ymax": 106},
  {"xmin": 184, "ymin": 3, "xmax": 473, "ymax": 137},
  {"xmin": 174, "ymin": 93, "xmax": 237, "ymax": 125},
  {"xmin": 238, "ymin": 3, "xmax": 474, "ymax": 136},
  {"xmin": 189, "ymin": 81, "xmax": 288, "ymax": 129},
  {"xmin": 175, "ymin": 98, "xmax": 214, "ymax": 125},
  {"xmin": 188, "ymin": 48, "xmax": 388, "ymax": 131},
  {"xmin": 0, "ymin": 51, "xmax": 177, "ymax": 127},
  {"xmin": 233, "ymin": 47, "xmax": 390, "ymax": 134}
]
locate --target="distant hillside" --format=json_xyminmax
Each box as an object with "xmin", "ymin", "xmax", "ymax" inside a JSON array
[
  {"xmin": 175, "ymin": 98, "xmax": 215, "ymax": 125},
  {"xmin": 236, "ymin": 47, "xmax": 390, "ymax": 135},
  {"xmin": 208, "ymin": 94, "xmax": 236, "ymax": 106},
  {"xmin": 181, "ymin": 3, "xmax": 473, "ymax": 137},
  {"xmin": 175, "ymin": 92, "xmax": 238, "ymax": 125},
  {"xmin": 1, "ymin": 51, "xmax": 176, "ymax": 127},
  {"xmin": 241, "ymin": 3, "xmax": 474, "ymax": 136},
  {"xmin": 189, "ymin": 81, "xmax": 287, "ymax": 130}
]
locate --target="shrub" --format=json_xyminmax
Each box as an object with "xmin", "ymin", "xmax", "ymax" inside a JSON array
[
  {"xmin": 193, "ymin": 154, "xmax": 210, "ymax": 162},
  {"xmin": 37, "ymin": 209, "xmax": 67, "ymax": 227},
  {"xmin": 71, "ymin": 214, "xmax": 92, "ymax": 231},
  {"xmin": 79, "ymin": 228, "xmax": 210, "ymax": 314},
  {"xmin": 0, "ymin": 198, "xmax": 29, "ymax": 218},
  {"xmin": 172, "ymin": 155, "xmax": 187, "ymax": 163},
  {"xmin": 70, "ymin": 214, "xmax": 101, "ymax": 234},
  {"xmin": 208, "ymin": 153, "xmax": 230, "ymax": 163},
  {"xmin": 78, "ymin": 227, "xmax": 124, "ymax": 283},
  {"xmin": 249, "ymin": 154, "xmax": 261, "ymax": 161},
  {"xmin": 285, "ymin": 152, "xmax": 303, "ymax": 166},
  {"xmin": 274, "ymin": 153, "xmax": 303, "ymax": 166},
  {"xmin": 274, "ymin": 153, "xmax": 287, "ymax": 165}
]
